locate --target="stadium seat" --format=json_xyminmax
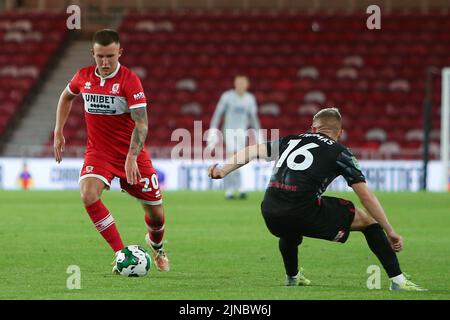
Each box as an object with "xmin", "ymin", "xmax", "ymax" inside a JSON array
[
  {"xmin": 422, "ymin": 142, "xmax": 440, "ymax": 158},
  {"xmin": 343, "ymin": 55, "xmax": 364, "ymax": 68},
  {"xmin": 430, "ymin": 129, "xmax": 441, "ymax": 141},
  {"xmin": 298, "ymin": 103, "xmax": 319, "ymax": 116},
  {"xmin": 389, "ymin": 79, "xmax": 411, "ymax": 92},
  {"xmin": 366, "ymin": 128, "xmax": 388, "ymax": 142},
  {"xmin": 304, "ymin": 90, "xmax": 326, "ymax": 104},
  {"xmin": 176, "ymin": 78, "xmax": 197, "ymax": 92},
  {"xmin": 297, "ymin": 66, "xmax": 319, "ymax": 79},
  {"xmin": 181, "ymin": 102, "xmax": 202, "ymax": 116},
  {"xmin": 379, "ymin": 141, "xmax": 401, "ymax": 157},
  {"xmin": 405, "ymin": 129, "xmax": 424, "ymax": 141},
  {"xmin": 336, "ymin": 67, "xmax": 358, "ymax": 80},
  {"xmin": 259, "ymin": 103, "xmax": 281, "ymax": 116}
]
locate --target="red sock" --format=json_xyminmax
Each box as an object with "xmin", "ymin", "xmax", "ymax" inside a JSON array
[
  {"xmin": 145, "ymin": 212, "xmax": 165, "ymax": 248},
  {"xmin": 85, "ymin": 199, "xmax": 124, "ymax": 252}
]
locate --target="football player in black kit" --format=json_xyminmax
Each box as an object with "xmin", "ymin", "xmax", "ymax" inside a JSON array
[{"xmin": 208, "ymin": 108, "xmax": 426, "ymax": 291}]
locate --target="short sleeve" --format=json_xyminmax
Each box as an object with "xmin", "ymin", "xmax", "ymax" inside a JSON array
[
  {"xmin": 124, "ymin": 73, "xmax": 147, "ymax": 109},
  {"xmin": 67, "ymin": 71, "xmax": 81, "ymax": 95},
  {"xmin": 336, "ymin": 148, "xmax": 366, "ymax": 186}
]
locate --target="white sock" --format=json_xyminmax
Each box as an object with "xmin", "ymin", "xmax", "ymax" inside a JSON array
[{"xmin": 390, "ymin": 273, "xmax": 406, "ymax": 285}]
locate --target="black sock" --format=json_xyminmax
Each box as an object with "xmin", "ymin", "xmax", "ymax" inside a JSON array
[
  {"xmin": 279, "ymin": 237, "xmax": 303, "ymax": 277},
  {"xmin": 152, "ymin": 243, "xmax": 163, "ymax": 251},
  {"xmin": 362, "ymin": 223, "xmax": 402, "ymax": 278}
]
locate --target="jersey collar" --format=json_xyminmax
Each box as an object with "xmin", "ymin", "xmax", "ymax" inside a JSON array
[
  {"xmin": 95, "ymin": 62, "xmax": 121, "ymax": 85},
  {"xmin": 234, "ymin": 90, "xmax": 247, "ymax": 98},
  {"xmin": 316, "ymin": 131, "xmax": 336, "ymax": 142}
]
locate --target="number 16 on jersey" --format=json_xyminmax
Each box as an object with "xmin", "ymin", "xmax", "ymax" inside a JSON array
[{"xmin": 275, "ymin": 139, "xmax": 319, "ymax": 171}]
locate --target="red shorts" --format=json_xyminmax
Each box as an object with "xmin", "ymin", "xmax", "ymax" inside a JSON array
[{"xmin": 79, "ymin": 155, "xmax": 162, "ymax": 205}]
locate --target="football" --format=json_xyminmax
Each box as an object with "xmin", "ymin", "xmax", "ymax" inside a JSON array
[{"xmin": 115, "ymin": 245, "xmax": 151, "ymax": 277}]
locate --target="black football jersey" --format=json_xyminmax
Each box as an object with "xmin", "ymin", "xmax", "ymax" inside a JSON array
[{"xmin": 262, "ymin": 132, "xmax": 366, "ymax": 214}]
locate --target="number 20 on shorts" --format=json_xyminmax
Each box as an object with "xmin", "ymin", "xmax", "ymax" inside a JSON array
[{"xmin": 139, "ymin": 174, "xmax": 159, "ymax": 192}]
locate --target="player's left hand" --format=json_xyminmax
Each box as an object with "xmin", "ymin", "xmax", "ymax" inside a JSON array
[
  {"xmin": 125, "ymin": 154, "xmax": 141, "ymax": 185},
  {"xmin": 387, "ymin": 230, "xmax": 403, "ymax": 252},
  {"xmin": 208, "ymin": 164, "xmax": 225, "ymax": 179}
]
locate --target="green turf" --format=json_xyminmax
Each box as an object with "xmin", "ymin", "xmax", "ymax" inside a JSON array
[{"xmin": 0, "ymin": 190, "xmax": 448, "ymax": 300}]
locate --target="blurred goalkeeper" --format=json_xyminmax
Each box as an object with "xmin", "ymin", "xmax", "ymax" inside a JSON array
[
  {"xmin": 208, "ymin": 108, "xmax": 427, "ymax": 291},
  {"xmin": 207, "ymin": 75, "xmax": 262, "ymax": 199}
]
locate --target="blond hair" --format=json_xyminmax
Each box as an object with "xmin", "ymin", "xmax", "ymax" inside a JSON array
[{"xmin": 312, "ymin": 107, "xmax": 342, "ymax": 134}]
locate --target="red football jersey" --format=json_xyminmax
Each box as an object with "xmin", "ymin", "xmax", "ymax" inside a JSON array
[{"xmin": 67, "ymin": 63, "xmax": 150, "ymax": 164}]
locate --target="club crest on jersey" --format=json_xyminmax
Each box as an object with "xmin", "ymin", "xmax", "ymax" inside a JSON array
[
  {"xmin": 84, "ymin": 81, "xmax": 91, "ymax": 90},
  {"xmin": 111, "ymin": 83, "xmax": 120, "ymax": 94}
]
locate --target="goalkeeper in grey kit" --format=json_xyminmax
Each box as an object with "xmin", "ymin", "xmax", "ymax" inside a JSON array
[{"xmin": 207, "ymin": 75, "xmax": 263, "ymax": 199}]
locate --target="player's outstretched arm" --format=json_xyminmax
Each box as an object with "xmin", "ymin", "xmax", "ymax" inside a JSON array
[
  {"xmin": 208, "ymin": 143, "xmax": 269, "ymax": 179},
  {"xmin": 54, "ymin": 88, "xmax": 76, "ymax": 163},
  {"xmin": 126, "ymin": 107, "xmax": 148, "ymax": 185},
  {"xmin": 352, "ymin": 182, "xmax": 403, "ymax": 252}
]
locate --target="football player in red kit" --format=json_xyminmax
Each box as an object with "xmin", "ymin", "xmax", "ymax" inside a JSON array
[{"xmin": 53, "ymin": 29, "xmax": 169, "ymax": 272}]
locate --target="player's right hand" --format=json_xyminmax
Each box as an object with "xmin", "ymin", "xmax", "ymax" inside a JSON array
[
  {"xmin": 208, "ymin": 164, "xmax": 225, "ymax": 179},
  {"xmin": 387, "ymin": 230, "xmax": 403, "ymax": 252},
  {"xmin": 53, "ymin": 132, "xmax": 65, "ymax": 163},
  {"xmin": 125, "ymin": 154, "xmax": 141, "ymax": 185}
]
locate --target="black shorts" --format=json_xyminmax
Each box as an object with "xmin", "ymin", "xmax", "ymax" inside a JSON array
[{"xmin": 261, "ymin": 196, "xmax": 356, "ymax": 243}]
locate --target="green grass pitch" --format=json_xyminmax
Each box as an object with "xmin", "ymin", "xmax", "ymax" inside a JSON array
[{"xmin": 0, "ymin": 190, "xmax": 448, "ymax": 300}]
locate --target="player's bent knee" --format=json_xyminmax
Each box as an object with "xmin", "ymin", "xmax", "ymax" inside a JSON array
[
  {"xmin": 80, "ymin": 191, "xmax": 100, "ymax": 207},
  {"xmin": 351, "ymin": 207, "xmax": 376, "ymax": 231},
  {"xmin": 79, "ymin": 178, "xmax": 104, "ymax": 207},
  {"xmin": 80, "ymin": 183, "xmax": 102, "ymax": 206}
]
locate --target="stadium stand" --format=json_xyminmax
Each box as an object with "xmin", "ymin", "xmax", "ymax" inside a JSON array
[
  {"xmin": 0, "ymin": 11, "xmax": 68, "ymax": 147},
  {"xmin": 2, "ymin": 10, "xmax": 446, "ymax": 159},
  {"xmin": 115, "ymin": 11, "xmax": 445, "ymax": 159}
]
